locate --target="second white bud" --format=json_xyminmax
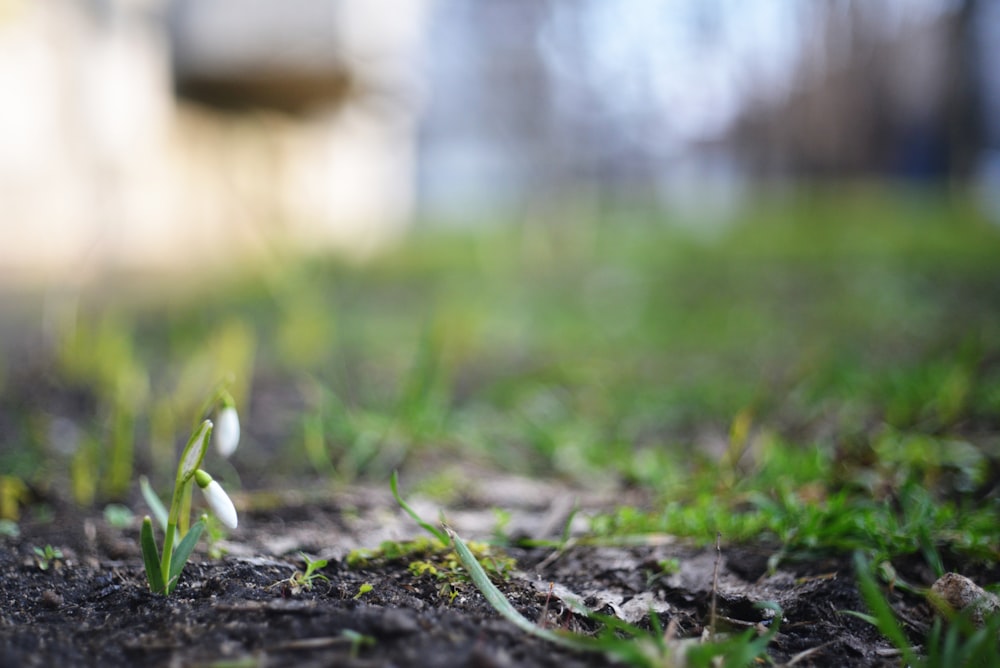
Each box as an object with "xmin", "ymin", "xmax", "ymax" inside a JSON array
[
  {"xmin": 214, "ymin": 405, "xmax": 240, "ymax": 459},
  {"xmin": 195, "ymin": 469, "xmax": 238, "ymax": 530}
]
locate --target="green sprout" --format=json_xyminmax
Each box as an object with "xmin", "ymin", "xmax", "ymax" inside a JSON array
[
  {"xmin": 341, "ymin": 629, "xmax": 375, "ymax": 659},
  {"xmin": 276, "ymin": 552, "xmax": 330, "ymax": 594},
  {"xmin": 32, "ymin": 545, "xmax": 64, "ymax": 571},
  {"xmin": 140, "ymin": 410, "xmax": 240, "ymax": 595},
  {"xmin": 293, "ymin": 552, "xmax": 330, "ymax": 590}
]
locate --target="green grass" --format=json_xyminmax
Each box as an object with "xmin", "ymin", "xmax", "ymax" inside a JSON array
[
  {"xmin": 2, "ymin": 186, "xmax": 1000, "ymax": 660},
  {"xmin": 5, "ymin": 187, "xmax": 1000, "ymax": 506}
]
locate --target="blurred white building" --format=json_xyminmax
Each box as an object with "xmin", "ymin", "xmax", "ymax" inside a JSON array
[{"xmin": 0, "ymin": 0, "xmax": 426, "ymax": 288}]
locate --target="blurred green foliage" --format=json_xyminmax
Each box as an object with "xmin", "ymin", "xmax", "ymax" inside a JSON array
[
  {"xmin": 0, "ymin": 188, "xmax": 998, "ymax": 538},
  {"xmin": 3, "ymin": 188, "xmax": 999, "ymax": 659}
]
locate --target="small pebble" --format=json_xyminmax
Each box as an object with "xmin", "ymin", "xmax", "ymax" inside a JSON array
[
  {"xmin": 929, "ymin": 573, "xmax": 1000, "ymax": 626},
  {"xmin": 40, "ymin": 590, "xmax": 63, "ymax": 609}
]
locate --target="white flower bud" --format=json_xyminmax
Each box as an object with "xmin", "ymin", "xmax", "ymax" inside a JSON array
[
  {"xmin": 195, "ymin": 469, "xmax": 238, "ymax": 530},
  {"xmin": 180, "ymin": 420, "xmax": 213, "ymax": 482},
  {"xmin": 214, "ymin": 406, "xmax": 241, "ymax": 458}
]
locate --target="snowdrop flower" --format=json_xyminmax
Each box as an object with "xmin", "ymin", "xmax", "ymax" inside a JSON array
[
  {"xmin": 213, "ymin": 405, "xmax": 240, "ymax": 458},
  {"xmin": 194, "ymin": 469, "xmax": 238, "ymax": 530},
  {"xmin": 140, "ymin": 392, "xmax": 244, "ymax": 596}
]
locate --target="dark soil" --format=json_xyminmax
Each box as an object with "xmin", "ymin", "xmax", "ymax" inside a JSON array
[{"xmin": 0, "ymin": 478, "xmax": 946, "ymax": 667}]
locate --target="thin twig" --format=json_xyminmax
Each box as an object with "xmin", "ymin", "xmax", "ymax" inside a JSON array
[
  {"xmin": 785, "ymin": 641, "xmax": 833, "ymax": 666},
  {"xmin": 710, "ymin": 531, "xmax": 722, "ymax": 639},
  {"xmin": 539, "ymin": 582, "xmax": 555, "ymax": 629},
  {"xmin": 535, "ymin": 536, "xmax": 577, "ymax": 571}
]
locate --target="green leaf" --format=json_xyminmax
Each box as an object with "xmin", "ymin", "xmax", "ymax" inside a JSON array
[
  {"xmin": 166, "ymin": 519, "xmax": 205, "ymax": 594},
  {"xmin": 840, "ymin": 610, "xmax": 881, "ymax": 626},
  {"xmin": 446, "ymin": 525, "xmax": 596, "ymax": 652},
  {"xmin": 140, "ymin": 476, "xmax": 168, "ymax": 530},
  {"xmin": 390, "ymin": 471, "xmax": 449, "ymax": 545},
  {"xmin": 852, "ymin": 552, "xmax": 919, "ymax": 666},
  {"xmin": 140, "ymin": 516, "xmax": 165, "ymax": 594}
]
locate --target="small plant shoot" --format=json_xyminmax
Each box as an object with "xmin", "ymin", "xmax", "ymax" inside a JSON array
[
  {"xmin": 33, "ymin": 545, "xmax": 64, "ymax": 571},
  {"xmin": 140, "ymin": 389, "xmax": 241, "ymax": 595}
]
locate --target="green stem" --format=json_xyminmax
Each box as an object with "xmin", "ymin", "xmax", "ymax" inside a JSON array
[
  {"xmin": 178, "ymin": 481, "xmax": 193, "ymax": 536},
  {"xmin": 160, "ymin": 521, "xmax": 176, "ymax": 587},
  {"xmin": 160, "ymin": 478, "xmax": 190, "ymax": 587},
  {"xmin": 194, "ymin": 382, "xmax": 232, "ymax": 430}
]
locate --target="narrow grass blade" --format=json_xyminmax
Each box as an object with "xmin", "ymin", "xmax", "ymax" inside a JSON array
[
  {"xmin": 140, "ymin": 516, "xmax": 165, "ymax": 594},
  {"xmin": 140, "ymin": 476, "xmax": 168, "ymax": 531},
  {"xmin": 391, "ymin": 471, "xmax": 449, "ymax": 545},
  {"xmin": 852, "ymin": 552, "xmax": 919, "ymax": 666},
  {"xmin": 446, "ymin": 525, "xmax": 595, "ymax": 652},
  {"xmin": 166, "ymin": 519, "xmax": 205, "ymax": 594}
]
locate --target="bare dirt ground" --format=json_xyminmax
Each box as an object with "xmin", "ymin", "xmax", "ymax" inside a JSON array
[{"xmin": 1, "ymin": 477, "xmax": 941, "ymax": 667}]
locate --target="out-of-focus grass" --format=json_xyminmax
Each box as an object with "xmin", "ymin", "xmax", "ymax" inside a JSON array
[
  {"xmin": 1, "ymin": 188, "xmax": 999, "ymax": 560},
  {"xmin": 0, "ymin": 186, "xmax": 997, "ymax": 666}
]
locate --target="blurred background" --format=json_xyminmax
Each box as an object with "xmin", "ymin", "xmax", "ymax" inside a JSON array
[
  {"xmin": 2, "ymin": 0, "xmax": 1000, "ymax": 512},
  {"xmin": 0, "ymin": 0, "xmax": 997, "ymax": 286}
]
